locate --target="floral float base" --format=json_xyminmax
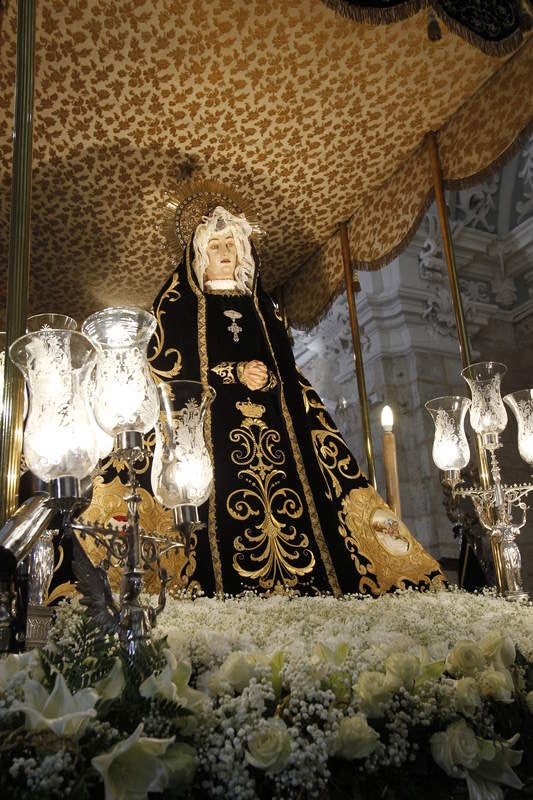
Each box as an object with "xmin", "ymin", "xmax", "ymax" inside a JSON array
[{"xmin": 1, "ymin": 587, "xmax": 533, "ymax": 800}]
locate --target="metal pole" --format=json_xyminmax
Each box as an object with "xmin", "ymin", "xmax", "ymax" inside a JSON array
[
  {"xmin": 339, "ymin": 221, "xmax": 377, "ymax": 489},
  {"xmin": 0, "ymin": 0, "xmax": 36, "ymax": 525},
  {"xmin": 426, "ymin": 131, "xmax": 503, "ymax": 590}
]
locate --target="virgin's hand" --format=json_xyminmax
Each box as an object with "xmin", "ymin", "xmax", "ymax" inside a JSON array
[{"xmin": 242, "ymin": 360, "xmax": 268, "ymax": 390}]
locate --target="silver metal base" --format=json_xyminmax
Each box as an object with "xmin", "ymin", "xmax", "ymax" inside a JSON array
[
  {"xmin": 113, "ymin": 431, "xmax": 145, "ymax": 462},
  {"xmin": 173, "ymin": 505, "xmax": 200, "ymax": 527},
  {"xmin": 442, "ymin": 469, "xmax": 462, "ymax": 489},
  {"xmin": 25, "ymin": 603, "xmax": 54, "ymax": 649},
  {"xmin": 481, "ymin": 432, "xmax": 501, "ymax": 450},
  {"xmin": 50, "ymin": 476, "xmax": 83, "ymax": 500},
  {"xmin": 504, "ymin": 590, "xmax": 529, "ymax": 602}
]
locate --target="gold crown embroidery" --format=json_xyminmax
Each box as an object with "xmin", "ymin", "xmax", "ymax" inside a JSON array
[{"xmin": 236, "ymin": 399, "xmax": 266, "ymax": 419}]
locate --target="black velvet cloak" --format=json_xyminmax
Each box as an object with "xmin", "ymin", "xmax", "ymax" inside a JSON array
[{"xmin": 146, "ymin": 236, "xmax": 445, "ymax": 597}]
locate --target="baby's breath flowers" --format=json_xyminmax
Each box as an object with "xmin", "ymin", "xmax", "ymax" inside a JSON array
[{"xmin": 0, "ymin": 587, "xmax": 532, "ymax": 799}]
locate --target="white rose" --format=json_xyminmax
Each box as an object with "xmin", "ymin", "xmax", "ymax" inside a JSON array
[
  {"xmin": 217, "ymin": 651, "xmax": 256, "ymax": 693},
  {"xmin": 455, "ymin": 677, "xmax": 482, "ymax": 717},
  {"xmin": 245, "ymin": 717, "xmax": 292, "ymax": 774},
  {"xmin": 385, "ymin": 652, "xmax": 420, "ymax": 690},
  {"xmin": 354, "ymin": 670, "xmax": 396, "ymax": 718},
  {"xmin": 445, "ymin": 640, "xmax": 485, "ymax": 677},
  {"xmin": 431, "ymin": 720, "xmax": 482, "ymax": 777},
  {"xmin": 330, "ymin": 715, "xmax": 380, "ymax": 760},
  {"xmin": 478, "ymin": 667, "xmax": 514, "ymax": 703},
  {"xmin": 479, "ymin": 631, "xmax": 516, "ymax": 672}
]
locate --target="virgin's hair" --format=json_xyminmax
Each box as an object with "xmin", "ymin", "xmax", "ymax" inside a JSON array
[{"xmin": 193, "ymin": 206, "xmax": 255, "ymax": 294}]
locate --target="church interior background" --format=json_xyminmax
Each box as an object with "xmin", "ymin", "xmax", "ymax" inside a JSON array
[{"xmin": 292, "ymin": 136, "xmax": 533, "ymax": 592}]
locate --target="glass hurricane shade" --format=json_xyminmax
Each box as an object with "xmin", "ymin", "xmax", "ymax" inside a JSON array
[
  {"xmin": 25, "ymin": 315, "xmax": 114, "ymax": 461},
  {"xmin": 425, "ymin": 396, "xmax": 471, "ymax": 471},
  {"xmin": 152, "ymin": 380, "xmax": 215, "ymax": 509},
  {"xmin": 82, "ymin": 307, "xmax": 159, "ymax": 437},
  {"xmin": 26, "ymin": 313, "xmax": 77, "ymax": 332},
  {"xmin": 503, "ymin": 389, "xmax": 533, "ymax": 465},
  {"xmin": 9, "ymin": 329, "xmax": 100, "ymax": 482},
  {"xmin": 461, "ymin": 361, "xmax": 508, "ymax": 436}
]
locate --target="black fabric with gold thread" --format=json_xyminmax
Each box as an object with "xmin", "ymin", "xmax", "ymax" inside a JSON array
[{"xmin": 146, "ymin": 232, "xmax": 445, "ymax": 597}]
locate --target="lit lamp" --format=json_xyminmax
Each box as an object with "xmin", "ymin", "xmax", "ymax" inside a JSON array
[
  {"xmin": 503, "ymin": 390, "xmax": 533, "ymax": 466},
  {"xmin": 82, "ymin": 306, "xmax": 159, "ymax": 457},
  {"xmin": 152, "ymin": 380, "xmax": 215, "ymax": 549},
  {"xmin": 424, "ymin": 396, "xmax": 471, "ymax": 487},
  {"xmin": 426, "ymin": 363, "xmax": 533, "ymax": 600},
  {"xmin": 380, "ymin": 405, "xmax": 402, "ymax": 517},
  {"xmin": 462, "ymin": 362, "xmax": 508, "ymax": 451},
  {"xmin": 9, "ymin": 328, "xmax": 100, "ymax": 503}
]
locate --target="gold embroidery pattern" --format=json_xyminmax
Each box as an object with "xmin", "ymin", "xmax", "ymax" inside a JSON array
[
  {"xmin": 299, "ymin": 376, "xmax": 362, "ymax": 499},
  {"xmin": 253, "ymin": 297, "xmax": 343, "ymax": 597},
  {"xmin": 338, "ymin": 484, "xmax": 446, "ymax": 595},
  {"xmin": 228, "ymin": 404, "xmax": 315, "ymax": 590},
  {"xmin": 211, "ymin": 361, "xmax": 237, "ymax": 384},
  {"xmin": 149, "ymin": 272, "xmax": 182, "ymax": 381}
]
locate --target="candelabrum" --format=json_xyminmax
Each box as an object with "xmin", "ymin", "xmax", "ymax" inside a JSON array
[
  {"xmin": 426, "ymin": 363, "xmax": 533, "ymax": 601},
  {"xmin": 4, "ymin": 306, "xmax": 215, "ymax": 656}
]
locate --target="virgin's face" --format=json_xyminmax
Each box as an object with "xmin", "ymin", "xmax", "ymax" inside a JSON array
[{"xmin": 205, "ymin": 232, "xmax": 237, "ymax": 281}]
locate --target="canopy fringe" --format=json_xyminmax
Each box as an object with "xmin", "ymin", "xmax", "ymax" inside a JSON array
[
  {"xmin": 431, "ymin": 1, "xmax": 525, "ymax": 57},
  {"xmin": 287, "ymin": 186, "xmax": 435, "ymax": 332},
  {"xmin": 444, "ymin": 118, "xmax": 533, "ymax": 192},
  {"xmin": 322, "ymin": 1, "xmax": 527, "ymax": 56},
  {"xmin": 287, "ymin": 118, "xmax": 533, "ymax": 331},
  {"xmin": 320, "ymin": 0, "xmax": 424, "ymax": 25}
]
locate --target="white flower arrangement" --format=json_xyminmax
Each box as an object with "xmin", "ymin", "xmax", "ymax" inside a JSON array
[{"xmin": 1, "ymin": 587, "xmax": 532, "ymax": 800}]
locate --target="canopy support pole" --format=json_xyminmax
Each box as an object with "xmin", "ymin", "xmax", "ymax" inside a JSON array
[
  {"xmin": 426, "ymin": 131, "xmax": 503, "ymax": 591},
  {"xmin": 0, "ymin": 0, "xmax": 36, "ymax": 525},
  {"xmin": 339, "ymin": 221, "xmax": 377, "ymax": 489}
]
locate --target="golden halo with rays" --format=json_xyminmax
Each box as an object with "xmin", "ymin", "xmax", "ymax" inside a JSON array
[{"xmin": 161, "ymin": 179, "xmax": 262, "ymax": 263}]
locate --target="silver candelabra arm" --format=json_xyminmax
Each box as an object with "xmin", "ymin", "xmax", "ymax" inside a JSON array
[
  {"xmin": 453, "ymin": 440, "xmax": 533, "ymax": 601},
  {"xmin": 70, "ymin": 520, "xmax": 130, "ymax": 565},
  {"xmin": 67, "ymin": 448, "xmax": 189, "ymax": 657}
]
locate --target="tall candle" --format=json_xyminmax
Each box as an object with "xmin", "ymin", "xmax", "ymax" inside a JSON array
[{"xmin": 381, "ymin": 405, "xmax": 402, "ymax": 518}]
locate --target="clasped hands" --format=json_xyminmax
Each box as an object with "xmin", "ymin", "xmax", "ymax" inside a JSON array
[{"xmin": 241, "ymin": 359, "xmax": 269, "ymax": 390}]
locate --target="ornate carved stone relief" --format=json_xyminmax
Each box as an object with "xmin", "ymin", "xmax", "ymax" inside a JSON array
[{"xmin": 516, "ymin": 137, "xmax": 533, "ymax": 225}]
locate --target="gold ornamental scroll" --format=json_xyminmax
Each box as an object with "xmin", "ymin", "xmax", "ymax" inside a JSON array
[{"xmin": 339, "ymin": 221, "xmax": 377, "ymax": 489}]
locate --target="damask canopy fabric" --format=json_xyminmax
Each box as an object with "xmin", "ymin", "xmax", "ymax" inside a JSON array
[{"xmin": 0, "ymin": 0, "xmax": 532, "ymax": 329}]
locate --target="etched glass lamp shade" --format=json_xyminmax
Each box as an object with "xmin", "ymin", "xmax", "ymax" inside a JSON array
[
  {"xmin": 26, "ymin": 313, "xmax": 77, "ymax": 332},
  {"xmin": 503, "ymin": 389, "xmax": 533, "ymax": 465},
  {"xmin": 9, "ymin": 329, "xmax": 99, "ymax": 482},
  {"xmin": 461, "ymin": 362, "xmax": 507, "ymax": 446},
  {"xmin": 82, "ymin": 307, "xmax": 159, "ymax": 446},
  {"xmin": 425, "ymin": 396, "xmax": 471, "ymax": 473},
  {"xmin": 152, "ymin": 380, "xmax": 215, "ymax": 512}
]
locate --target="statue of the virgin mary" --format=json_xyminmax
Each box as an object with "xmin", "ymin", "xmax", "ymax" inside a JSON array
[{"xmin": 148, "ymin": 198, "xmax": 445, "ymax": 597}]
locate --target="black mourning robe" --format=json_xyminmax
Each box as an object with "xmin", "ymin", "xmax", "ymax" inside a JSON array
[{"xmin": 146, "ymin": 237, "xmax": 445, "ymax": 597}]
